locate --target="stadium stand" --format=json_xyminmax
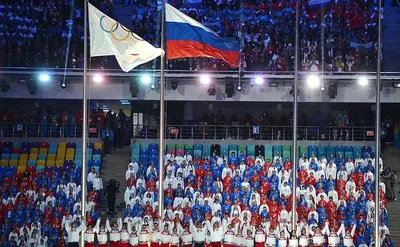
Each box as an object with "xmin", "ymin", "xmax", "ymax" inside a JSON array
[{"xmin": 0, "ymin": 141, "xmax": 103, "ymax": 246}]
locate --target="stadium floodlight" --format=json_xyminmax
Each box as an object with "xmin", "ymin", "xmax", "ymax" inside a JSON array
[
  {"xmin": 39, "ymin": 73, "xmax": 50, "ymax": 82},
  {"xmin": 237, "ymin": 83, "xmax": 242, "ymax": 91},
  {"xmin": 358, "ymin": 76, "xmax": 368, "ymax": 86},
  {"xmin": 141, "ymin": 74, "xmax": 152, "ymax": 84},
  {"xmin": 200, "ymin": 74, "xmax": 211, "ymax": 84},
  {"xmin": 61, "ymin": 81, "xmax": 67, "ymax": 89},
  {"xmin": 93, "ymin": 74, "xmax": 103, "ymax": 83},
  {"xmin": 307, "ymin": 74, "xmax": 320, "ymax": 88},
  {"xmin": 254, "ymin": 76, "xmax": 264, "ymax": 85}
]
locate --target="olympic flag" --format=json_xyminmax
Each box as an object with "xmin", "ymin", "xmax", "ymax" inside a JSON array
[{"xmin": 88, "ymin": 3, "xmax": 164, "ymax": 72}]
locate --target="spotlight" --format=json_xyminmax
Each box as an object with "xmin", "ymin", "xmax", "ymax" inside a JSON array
[
  {"xmin": 254, "ymin": 76, "xmax": 264, "ymax": 85},
  {"xmin": 0, "ymin": 80, "xmax": 10, "ymax": 92},
  {"xmin": 39, "ymin": 73, "xmax": 50, "ymax": 82},
  {"xmin": 392, "ymin": 80, "xmax": 400, "ymax": 88},
  {"xmin": 93, "ymin": 74, "xmax": 103, "ymax": 83},
  {"xmin": 320, "ymin": 83, "xmax": 325, "ymax": 91},
  {"xmin": 237, "ymin": 83, "xmax": 242, "ymax": 91},
  {"xmin": 208, "ymin": 84, "xmax": 216, "ymax": 95},
  {"xmin": 358, "ymin": 77, "xmax": 368, "ymax": 86},
  {"xmin": 141, "ymin": 75, "xmax": 152, "ymax": 84},
  {"xmin": 171, "ymin": 80, "xmax": 178, "ymax": 90},
  {"xmin": 200, "ymin": 75, "xmax": 211, "ymax": 84},
  {"xmin": 60, "ymin": 81, "xmax": 67, "ymax": 89},
  {"xmin": 307, "ymin": 74, "xmax": 320, "ymax": 88},
  {"xmin": 150, "ymin": 83, "xmax": 156, "ymax": 90}
]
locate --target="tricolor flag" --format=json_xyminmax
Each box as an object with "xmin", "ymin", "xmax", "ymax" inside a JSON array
[
  {"xmin": 165, "ymin": 3, "xmax": 240, "ymax": 68},
  {"xmin": 88, "ymin": 3, "xmax": 164, "ymax": 72}
]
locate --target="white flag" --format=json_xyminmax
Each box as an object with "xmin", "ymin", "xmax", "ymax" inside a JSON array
[{"xmin": 88, "ymin": 3, "xmax": 164, "ymax": 72}]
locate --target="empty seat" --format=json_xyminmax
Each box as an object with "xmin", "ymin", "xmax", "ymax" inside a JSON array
[
  {"xmin": 220, "ymin": 144, "xmax": 229, "ymax": 157},
  {"xmin": 67, "ymin": 142, "xmax": 77, "ymax": 149},
  {"xmin": 30, "ymin": 148, "xmax": 39, "ymax": 154},
  {"xmin": 29, "ymin": 153, "xmax": 38, "ymax": 160},
  {"xmin": 18, "ymin": 160, "xmax": 27, "ymax": 166},
  {"xmin": 56, "ymin": 160, "xmax": 64, "ymax": 167},
  {"xmin": 228, "ymin": 144, "xmax": 238, "ymax": 155},
  {"xmin": 264, "ymin": 145, "xmax": 272, "ymax": 161},
  {"xmin": 0, "ymin": 160, "xmax": 8, "ymax": 166},
  {"xmin": 9, "ymin": 160, "xmax": 18, "ymax": 166},
  {"xmin": 28, "ymin": 160, "xmax": 37, "ymax": 166},
  {"xmin": 247, "ymin": 145, "xmax": 255, "ymax": 157},
  {"xmin": 37, "ymin": 160, "xmax": 46, "ymax": 166},
  {"xmin": 58, "ymin": 143, "xmax": 67, "ymax": 150},
  {"xmin": 11, "ymin": 148, "xmax": 20, "ymax": 154},
  {"xmin": 19, "ymin": 154, "xmax": 28, "ymax": 161},
  {"xmin": 47, "ymin": 159, "xmax": 55, "ymax": 166},
  {"xmin": 10, "ymin": 154, "xmax": 19, "ymax": 160},
  {"xmin": 39, "ymin": 148, "xmax": 48, "ymax": 154}
]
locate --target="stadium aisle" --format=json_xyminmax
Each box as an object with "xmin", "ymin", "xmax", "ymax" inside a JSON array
[
  {"xmin": 99, "ymin": 145, "xmax": 131, "ymax": 219},
  {"xmin": 385, "ymin": 145, "xmax": 400, "ymax": 243}
]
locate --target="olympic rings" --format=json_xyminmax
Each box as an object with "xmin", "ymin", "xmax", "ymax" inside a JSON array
[
  {"xmin": 100, "ymin": 16, "xmax": 119, "ymax": 33},
  {"xmin": 100, "ymin": 15, "xmax": 144, "ymax": 42},
  {"xmin": 110, "ymin": 22, "xmax": 130, "ymax": 41}
]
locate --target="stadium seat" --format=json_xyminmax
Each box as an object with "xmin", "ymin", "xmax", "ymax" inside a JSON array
[
  {"xmin": 67, "ymin": 142, "xmax": 76, "ymax": 149},
  {"xmin": 11, "ymin": 148, "xmax": 20, "ymax": 154},
  {"xmin": 264, "ymin": 145, "xmax": 273, "ymax": 161},
  {"xmin": 39, "ymin": 148, "xmax": 48, "ymax": 154},
  {"xmin": 58, "ymin": 142, "xmax": 67, "ymax": 150},
  {"xmin": 282, "ymin": 145, "xmax": 291, "ymax": 159},
  {"xmin": 37, "ymin": 160, "xmax": 45, "ymax": 167},
  {"xmin": 273, "ymin": 145, "xmax": 282, "ymax": 157},
  {"xmin": 193, "ymin": 149, "xmax": 202, "ymax": 157},
  {"xmin": 318, "ymin": 145, "xmax": 326, "ymax": 158},
  {"xmin": 47, "ymin": 159, "xmax": 55, "ymax": 166},
  {"xmin": 255, "ymin": 145, "xmax": 264, "ymax": 157},
  {"xmin": 228, "ymin": 144, "xmax": 238, "ymax": 155},
  {"xmin": 9, "ymin": 160, "xmax": 18, "ymax": 166},
  {"xmin": 28, "ymin": 160, "xmax": 37, "ymax": 167},
  {"xmin": 2, "ymin": 148, "xmax": 11, "ymax": 154},
  {"xmin": 56, "ymin": 160, "xmax": 64, "ymax": 167},
  {"xmin": 13, "ymin": 142, "xmax": 21, "ymax": 149},
  {"xmin": 194, "ymin": 144, "xmax": 203, "ymax": 151},
  {"xmin": 40, "ymin": 142, "xmax": 49, "ymax": 148},
  {"xmin": 353, "ymin": 146, "xmax": 362, "ymax": 157},
  {"xmin": 10, "ymin": 154, "xmax": 19, "ymax": 160},
  {"xmin": 326, "ymin": 146, "xmax": 335, "ymax": 157},
  {"xmin": 202, "ymin": 144, "xmax": 211, "ymax": 157},
  {"xmin": 238, "ymin": 145, "xmax": 247, "ymax": 156},
  {"xmin": 26, "ymin": 165, "xmax": 35, "ymax": 173},
  {"xmin": 36, "ymin": 166, "xmax": 45, "ymax": 172},
  {"xmin": 247, "ymin": 145, "xmax": 255, "ymax": 157},
  {"xmin": 92, "ymin": 154, "xmax": 101, "ymax": 161},
  {"xmin": 184, "ymin": 144, "xmax": 193, "ymax": 150},
  {"xmin": 19, "ymin": 154, "xmax": 28, "ymax": 161},
  {"xmin": 1, "ymin": 154, "xmax": 10, "ymax": 161},
  {"xmin": 18, "ymin": 160, "xmax": 27, "ymax": 166},
  {"xmin": 29, "ymin": 153, "xmax": 38, "ymax": 160},
  {"xmin": 210, "ymin": 144, "xmax": 220, "ymax": 157},
  {"xmin": 308, "ymin": 145, "xmax": 317, "ymax": 158},
  {"xmin": 30, "ymin": 148, "xmax": 39, "ymax": 154},
  {"xmin": 17, "ymin": 166, "xmax": 26, "ymax": 173},
  {"xmin": 66, "ymin": 154, "xmax": 74, "ymax": 161},
  {"xmin": 94, "ymin": 143, "xmax": 103, "ymax": 150},
  {"xmin": 220, "ymin": 144, "xmax": 229, "ymax": 157}
]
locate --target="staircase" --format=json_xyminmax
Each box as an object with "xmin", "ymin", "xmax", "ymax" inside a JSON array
[
  {"xmin": 99, "ymin": 146, "xmax": 131, "ymax": 218},
  {"xmin": 383, "ymin": 145, "xmax": 400, "ymax": 244},
  {"xmin": 382, "ymin": 7, "xmax": 400, "ymax": 72}
]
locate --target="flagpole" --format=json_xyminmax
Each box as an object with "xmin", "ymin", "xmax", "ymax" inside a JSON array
[
  {"xmin": 374, "ymin": 0, "xmax": 382, "ymax": 245},
  {"xmin": 81, "ymin": 0, "xmax": 88, "ymax": 246},
  {"xmin": 291, "ymin": 0, "xmax": 299, "ymax": 231},
  {"xmin": 158, "ymin": 0, "xmax": 166, "ymax": 218}
]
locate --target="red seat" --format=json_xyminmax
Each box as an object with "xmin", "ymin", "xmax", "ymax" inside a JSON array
[
  {"xmin": 40, "ymin": 142, "xmax": 49, "ymax": 148},
  {"xmin": 12, "ymin": 148, "xmax": 21, "ymax": 154},
  {"xmin": 26, "ymin": 166, "xmax": 35, "ymax": 173},
  {"xmin": 14, "ymin": 172, "xmax": 24, "ymax": 179},
  {"xmin": 2, "ymin": 177, "xmax": 12, "ymax": 184},
  {"xmin": 32, "ymin": 172, "xmax": 41, "ymax": 179}
]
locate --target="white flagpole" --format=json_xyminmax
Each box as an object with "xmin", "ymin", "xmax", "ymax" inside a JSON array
[
  {"xmin": 81, "ymin": 0, "xmax": 88, "ymax": 246},
  {"xmin": 158, "ymin": 0, "xmax": 166, "ymax": 218}
]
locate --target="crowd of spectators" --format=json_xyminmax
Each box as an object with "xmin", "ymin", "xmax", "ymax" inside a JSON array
[
  {"xmin": 133, "ymin": 0, "xmax": 380, "ymax": 72},
  {"xmin": 121, "ymin": 146, "xmax": 392, "ymax": 246},
  {"xmin": 0, "ymin": 0, "xmax": 113, "ymax": 68},
  {"xmin": 0, "ymin": 0, "xmax": 380, "ymax": 72}
]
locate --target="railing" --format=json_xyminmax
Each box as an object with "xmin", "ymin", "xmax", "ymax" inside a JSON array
[
  {"xmin": 0, "ymin": 123, "xmax": 104, "ymax": 139},
  {"xmin": 0, "ymin": 123, "xmax": 376, "ymax": 141},
  {"xmin": 135, "ymin": 124, "xmax": 375, "ymax": 142}
]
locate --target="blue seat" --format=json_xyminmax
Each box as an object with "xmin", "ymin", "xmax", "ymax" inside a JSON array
[
  {"xmin": 308, "ymin": 145, "xmax": 317, "ymax": 158},
  {"xmin": 67, "ymin": 142, "xmax": 76, "ymax": 149},
  {"xmin": 49, "ymin": 143, "xmax": 58, "ymax": 150},
  {"xmin": 140, "ymin": 149, "xmax": 148, "ymax": 155},
  {"xmin": 194, "ymin": 144, "xmax": 203, "ymax": 151},
  {"xmin": 194, "ymin": 149, "xmax": 202, "ymax": 157},
  {"xmin": 141, "ymin": 144, "xmax": 149, "ymax": 151},
  {"xmin": 345, "ymin": 152, "xmax": 353, "ymax": 159},
  {"xmin": 326, "ymin": 146, "xmax": 335, "ymax": 158},
  {"xmin": 38, "ymin": 154, "xmax": 47, "ymax": 160},
  {"xmin": 88, "ymin": 143, "xmax": 94, "ymax": 149},
  {"xmin": 318, "ymin": 145, "xmax": 326, "ymax": 158},
  {"xmin": 28, "ymin": 160, "xmax": 37, "ymax": 166},
  {"xmin": 0, "ymin": 166, "xmax": 7, "ymax": 173},
  {"xmin": 92, "ymin": 160, "xmax": 101, "ymax": 167},
  {"xmin": 74, "ymin": 160, "xmax": 83, "ymax": 167},
  {"xmin": 149, "ymin": 143, "xmax": 158, "ymax": 150},
  {"xmin": 21, "ymin": 142, "xmax": 31, "ymax": 149},
  {"xmin": 228, "ymin": 144, "xmax": 238, "ymax": 155},
  {"xmin": 273, "ymin": 145, "xmax": 282, "ymax": 157},
  {"xmin": 353, "ymin": 146, "xmax": 362, "ymax": 157},
  {"xmin": 220, "ymin": 144, "xmax": 229, "ymax": 158},
  {"xmin": 1, "ymin": 154, "xmax": 10, "ymax": 160},
  {"xmin": 13, "ymin": 142, "xmax": 21, "ymax": 149},
  {"xmin": 362, "ymin": 146, "xmax": 371, "ymax": 154},
  {"xmin": 48, "ymin": 147, "xmax": 57, "ymax": 154},
  {"xmin": 264, "ymin": 145, "xmax": 273, "ymax": 161},
  {"xmin": 8, "ymin": 166, "xmax": 17, "ymax": 174},
  {"xmin": 10, "ymin": 154, "xmax": 19, "ymax": 160},
  {"xmin": 149, "ymin": 148, "xmax": 157, "ymax": 155},
  {"xmin": 247, "ymin": 145, "xmax": 255, "ymax": 157},
  {"xmin": 92, "ymin": 154, "xmax": 101, "ymax": 161},
  {"xmin": 202, "ymin": 144, "xmax": 211, "ymax": 157},
  {"xmin": 4, "ymin": 171, "xmax": 13, "ymax": 178},
  {"xmin": 132, "ymin": 143, "xmax": 141, "ymax": 150},
  {"xmin": 2, "ymin": 148, "xmax": 11, "ymax": 154},
  {"xmin": 36, "ymin": 166, "xmax": 45, "ymax": 172}
]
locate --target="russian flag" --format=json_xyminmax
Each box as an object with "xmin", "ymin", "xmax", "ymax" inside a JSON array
[{"xmin": 165, "ymin": 3, "xmax": 240, "ymax": 68}]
